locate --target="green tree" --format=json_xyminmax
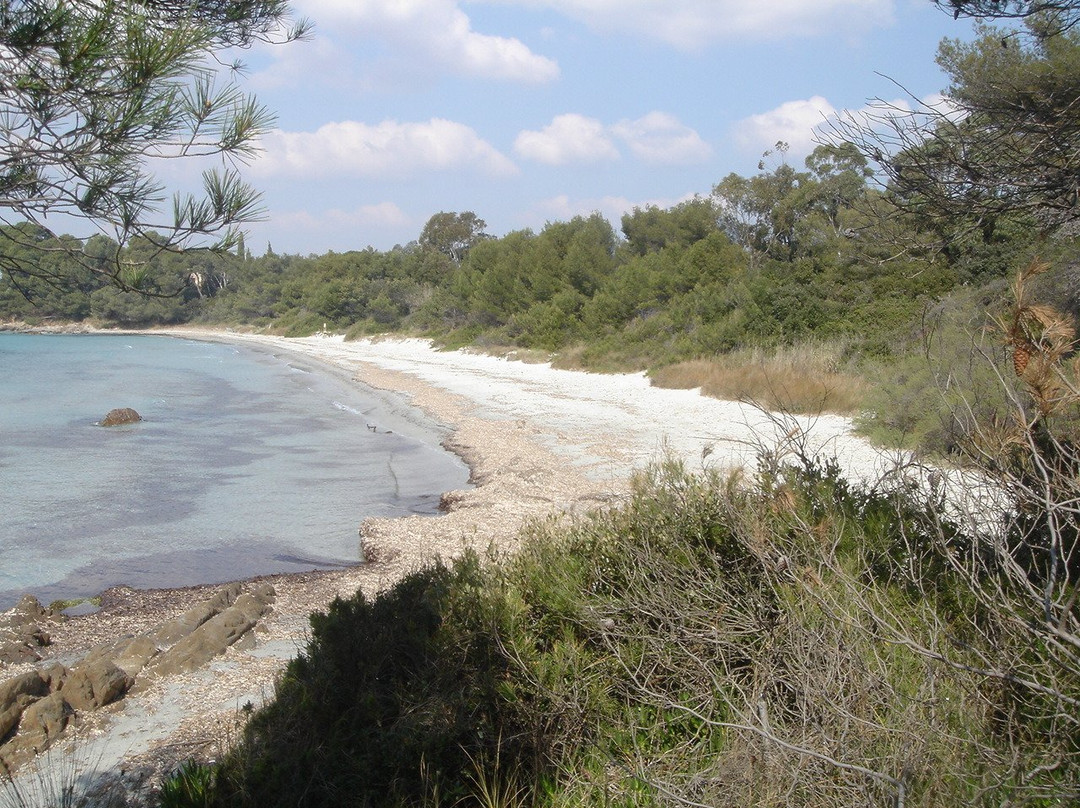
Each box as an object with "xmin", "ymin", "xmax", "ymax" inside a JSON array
[
  {"xmin": 418, "ymin": 211, "xmax": 490, "ymax": 263},
  {"xmin": 802, "ymin": 143, "xmax": 873, "ymax": 236},
  {"xmin": 835, "ymin": 12, "xmax": 1080, "ymax": 246},
  {"xmin": 0, "ymin": 0, "xmax": 309, "ymax": 294},
  {"xmin": 935, "ymin": 0, "xmax": 1080, "ymax": 30},
  {"xmin": 713, "ymin": 143, "xmax": 819, "ymax": 262},
  {"xmin": 621, "ymin": 198, "xmax": 717, "ymax": 256}
]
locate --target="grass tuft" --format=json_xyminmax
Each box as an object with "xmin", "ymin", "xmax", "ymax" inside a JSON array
[{"xmin": 648, "ymin": 341, "xmax": 866, "ymax": 414}]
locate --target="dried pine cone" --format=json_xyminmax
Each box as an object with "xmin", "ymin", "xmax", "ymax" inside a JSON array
[{"xmin": 1013, "ymin": 341, "xmax": 1032, "ymax": 376}]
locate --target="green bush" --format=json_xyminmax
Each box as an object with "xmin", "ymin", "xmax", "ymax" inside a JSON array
[
  {"xmin": 159, "ymin": 760, "xmax": 218, "ymax": 808},
  {"xmin": 206, "ymin": 453, "xmax": 1079, "ymax": 808},
  {"xmin": 211, "ymin": 555, "xmax": 536, "ymax": 808},
  {"xmin": 858, "ymin": 280, "xmax": 1017, "ymax": 455}
]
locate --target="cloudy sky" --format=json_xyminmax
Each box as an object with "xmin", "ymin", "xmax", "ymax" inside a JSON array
[{"xmin": 210, "ymin": 0, "xmax": 977, "ymax": 256}]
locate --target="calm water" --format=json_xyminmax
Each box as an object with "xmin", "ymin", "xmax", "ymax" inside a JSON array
[{"xmin": 0, "ymin": 333, "xmax": 469, "ymax": 609}]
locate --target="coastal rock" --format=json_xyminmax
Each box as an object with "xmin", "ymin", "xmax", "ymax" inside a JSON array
[
  {"xmin": 0, "ymin": 582, "xmax": 279, "ymax": 773},
  {"xmin": 0, "ymin": 671, "xmax": 50, "ymax": 741},
  {"xmin": 100, "ymin": 407, "xmax": 142, "ymax": 426},
  {"xmin": 3, "ymin": 595, "xmax": 48, "ymax": 626},
  {"xmin": 152, "ymin": 582, "xmax": 242, "ymax": 646},
  {"xmin": 0, "ymin": 595, "xmax": 55, "ymax": 665},
  {"xmin": 143, "ymin": 584, "xmax": 275, "ymax": 680},
  {"xmin": 9, "ymin": 692, "xmax": 71, "ymax": 759},
  {"xmin": 110, "ymin": 634, "xmax": 161, "ymax": 677},
  {"xmin": 62, "ymin": 659, "xmax": 133, "ymax": 711}
]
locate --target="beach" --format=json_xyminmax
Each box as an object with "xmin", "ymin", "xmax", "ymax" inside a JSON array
[{"xmin": 0, "ymin": 329, "xmax": 897, "ymax": 796}]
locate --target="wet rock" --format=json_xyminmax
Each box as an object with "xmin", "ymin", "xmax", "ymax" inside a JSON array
[{"xmin": 100, "ymin": 407, "xmax": 142, "ymax": 426}]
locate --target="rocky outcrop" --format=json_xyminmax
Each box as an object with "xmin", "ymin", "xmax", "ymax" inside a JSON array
[
  {"xmin": 16, "ymin": 692, "xmax": 71, "ymax": 753},
  {"xmin": 0, "ymin": 595, "xmax": 56, "ymax": 664},
  {"xmin": 0, "ymin": 671, "xmax": 51, "ymax": 741},
  {"xmin": 0, "ymin": 582, "xmax": 275, "ymax": 769},
  {"xmin": 141, "ymin": 584, "xmax": 274, "ymax": 680},
  {"xmin": 100, "ymin": 407, "xmax": 142, "ymax": 426},
  {"xmin": 62, "ymin": 659, "xmax": 134, "ymax": 711}
]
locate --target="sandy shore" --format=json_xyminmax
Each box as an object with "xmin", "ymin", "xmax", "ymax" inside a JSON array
[{"xmin": 2, "ymin": 329, "xmax": 898, "ymax": 797}]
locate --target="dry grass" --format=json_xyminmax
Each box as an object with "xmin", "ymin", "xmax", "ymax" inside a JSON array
[
  {"xmin": 649, "ymin": 342, "xmax": 867, "ymax": 415},
  {"xmin": 462, "ymin": 343, "xmax": 556, "ymax": 364}
]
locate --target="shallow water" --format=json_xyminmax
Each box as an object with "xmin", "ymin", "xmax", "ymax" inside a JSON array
[{"xmin": 0, "ymin": 333, "xmax": 469, "ymax": 609}]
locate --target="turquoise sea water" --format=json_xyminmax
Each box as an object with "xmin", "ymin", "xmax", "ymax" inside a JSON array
[{"xmin": 0, "ymin": 333, "xmax": 469, "ymax": 609}]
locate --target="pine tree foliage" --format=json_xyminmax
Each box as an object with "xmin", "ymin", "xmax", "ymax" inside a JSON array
[
  {"xmin": 0, "ymin": 0, "xmax": 309, "ymax": 292},
  {"xmin": 833, "ymin": 7, "xmax": 1080, "ymax": 252}
]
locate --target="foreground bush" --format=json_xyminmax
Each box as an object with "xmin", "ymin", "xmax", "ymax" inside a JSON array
[{"xmin": 206, "ymin": 446, "xmax": 1078, "ymax": 807}]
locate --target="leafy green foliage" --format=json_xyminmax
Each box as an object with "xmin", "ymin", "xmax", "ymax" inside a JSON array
[
  {"xmin": 159, "ymin": 760, "xmax": 218, "ymax": 808},
  {"xmin": 419, "ymin": 211, "xmax": 490, "ymax": 263}
]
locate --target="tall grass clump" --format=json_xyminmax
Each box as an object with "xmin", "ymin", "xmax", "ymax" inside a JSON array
[
  {"xmin": 0, "ymin": 742, "xmax": 127, "ymax": 808},
  {"xmin": 649, "ymin": 339, "xmax": 865, "ymax": 414}
]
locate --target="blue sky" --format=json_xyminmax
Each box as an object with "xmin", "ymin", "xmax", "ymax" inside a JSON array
[{"xmin": 215, "ymin": 0, "xmax": 978, "ymax": 256}]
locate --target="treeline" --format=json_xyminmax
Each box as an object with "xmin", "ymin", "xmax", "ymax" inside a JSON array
[{"xmin": 0, "ymin": 142, "xmax": 1031, "ymax": 369}]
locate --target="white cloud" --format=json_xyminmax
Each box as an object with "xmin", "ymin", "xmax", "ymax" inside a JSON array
[
  {"xmin": 732, "ymin": 96, "xmax": 839, "ymax": 159},
  {"xmin": 514, "ymin": 114, "xmax": 619, "ymax": 165},
  {"xmin": 254, "ymin": 119, "xmax": 519, "ymax": 178},
  {"xmin": 477, "ymin": 0, "xmax": 894, "ymax": 49},
  {"xmin": 610, "ymin": 112, "xmax": 712, "ymax": 165},
  {"xmin": 246, "ymin": 35, "xmax": 362, "ymax": 92},
  {"xmin": 268, "ymin": 203, "xmax": 411, "ymax": 243},
  {"xmin": 515, "ymin": 111, "xmax": 710, "ymax": 166},
  {"xmin": 527, "ymin": 191, "xmax": 699, "ymax": 232},
  {"xmin": 295, "ymin": 0, "xmax": 559, "ymax": 82}
]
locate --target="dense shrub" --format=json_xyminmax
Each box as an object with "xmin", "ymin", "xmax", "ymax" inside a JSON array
[
  {"xmin": 206, "ymin": 453, "xmax": 1079, "ymax": 808},
  {"xmin": 211, "ymin": 555, "xmax": 537, "ymax": 808}
]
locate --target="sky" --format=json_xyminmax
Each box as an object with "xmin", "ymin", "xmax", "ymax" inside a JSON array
[{"xmin": 197, "ymin": 0, "xmax": 979, "ymax": 256}]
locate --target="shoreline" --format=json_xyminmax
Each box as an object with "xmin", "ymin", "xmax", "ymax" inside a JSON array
[
  {"xmin": 1, "ymin": 326, "xmax": 895, "ymax": 795},
  {"xmin": 1, "ymin": 327, "xmax": 636, "ymax": 791}
]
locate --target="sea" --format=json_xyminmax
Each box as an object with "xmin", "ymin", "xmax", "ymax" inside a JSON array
[{"xmin": 0, "ymin": 332, "xmax": 470, "ymax": 610}]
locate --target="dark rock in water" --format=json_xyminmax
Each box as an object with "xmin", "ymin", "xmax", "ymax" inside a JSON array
[{"xmin": 100, "ymin": 407, "xmax": 142, "ymax": 426}]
